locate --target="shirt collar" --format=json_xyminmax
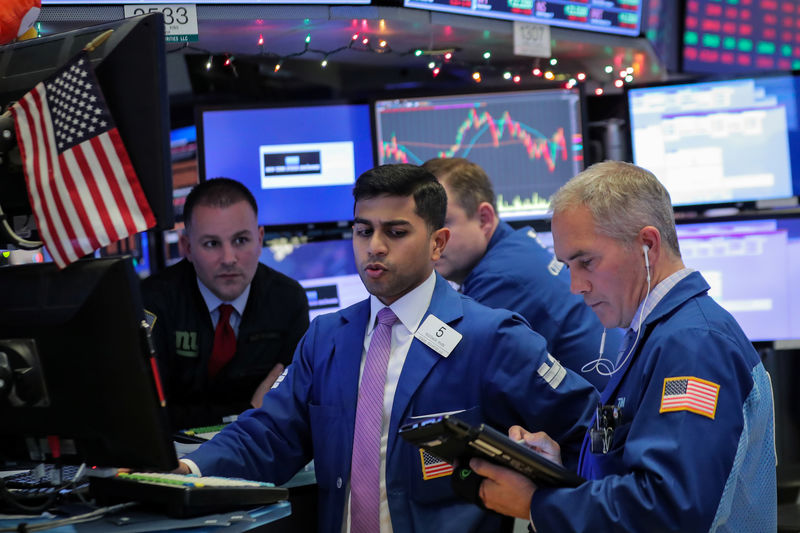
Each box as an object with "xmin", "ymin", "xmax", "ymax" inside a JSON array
[
  {"xmin": 368, "ymin": 270, "xmax": 437, "ymax": 335},
  {"xmin": 196, "ymin": 277, "xmax": 251, "ymax": 317},
  {"xmin": 628, "ymin": 267, "xmax": 694, "ymax": 333}
]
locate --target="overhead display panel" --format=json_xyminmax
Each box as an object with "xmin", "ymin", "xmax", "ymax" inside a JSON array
[
  {"xmin": 403, "ymin": 0, "xmax": 642, "ymax": 37},
  {"xmin": 41, "ymin": 1, "xmax": 370, "ymax": 4},
  {"xmin": 682, "ymin": 0, "xmax": 800, "ymax": 74}
]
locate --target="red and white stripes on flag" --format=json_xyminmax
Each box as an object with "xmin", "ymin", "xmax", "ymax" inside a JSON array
[
  {"xmin": 10, "ymin": 51, "xmax": 155, "ymax": 268},
  {"xmin": 419, "ymin": 449, "xmax": 454, "ymax": 480},
  {"xmin": 659, "ymin": 376, "xmax": 720, "ymax": 419}
]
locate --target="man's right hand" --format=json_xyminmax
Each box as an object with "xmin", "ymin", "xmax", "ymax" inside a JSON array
[
  {"xmin": 508, "ymin": 425, "xmax": 563, "ymax": 466},
  {"xmin": 173, "ymin": 461, "xmax": 192, "ymax": 475}
]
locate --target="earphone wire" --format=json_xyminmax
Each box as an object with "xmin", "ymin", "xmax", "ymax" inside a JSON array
[{"xmin": 581, "ymin": 245, "xmax": 652, "ymax": 378}]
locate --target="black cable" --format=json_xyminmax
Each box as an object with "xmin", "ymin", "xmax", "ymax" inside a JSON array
[
  {"xmin": 0, "ymin": 477, "xmax": 60, "ymax": 515},
  {"xmin": 0, "ymin": 502, "xmax": 138, "ymax": 533},
  {"xmin": 0, "ymin": 464, "xmax": 87, "ymax": 515}
]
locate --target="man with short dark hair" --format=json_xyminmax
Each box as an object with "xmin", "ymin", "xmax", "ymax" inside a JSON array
[
  {"xmin": 423, "ymin": 157, "xmax": 620, "ymax": 390},
  {"xmin": 142, "ymin": 177, "xmax": 309, "ymax": 431},
  {"xmin": 175, "ymin": 164, "xmax": 599, "ymax": 533}
]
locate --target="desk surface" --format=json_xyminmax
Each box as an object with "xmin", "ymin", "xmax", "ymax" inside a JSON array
[{"xmin": 0, "ymin": 501, "xmax": 291, "ymax": 533}]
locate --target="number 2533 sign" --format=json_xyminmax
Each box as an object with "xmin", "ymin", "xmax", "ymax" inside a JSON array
[{"xmin": 124, "ymin": 4, "xmax": 199, "ymax": 42}]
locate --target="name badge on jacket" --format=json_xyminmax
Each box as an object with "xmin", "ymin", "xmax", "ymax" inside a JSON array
[{"xmin": 414, "ymin": 315, "xmax": 462, "ymax": 358}]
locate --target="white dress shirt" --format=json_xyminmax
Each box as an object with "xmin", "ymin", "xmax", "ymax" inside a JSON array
[{"xmin": 196, "ymin": 277, "xmax": 251, "ymax": 335}]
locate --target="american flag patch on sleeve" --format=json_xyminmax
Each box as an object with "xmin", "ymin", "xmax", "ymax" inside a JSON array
[
  {"xmin": 419, "ymin": 449, "xmax": 454, "ymax": 480},
  {"xmin": 659, "ymin": 376, "xmax": 720, "ymax": 419}
]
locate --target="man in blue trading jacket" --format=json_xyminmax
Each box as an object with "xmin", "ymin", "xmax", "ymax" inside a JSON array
[
  {"xmin": 423, "ymin": 158, "xmax": 621, "ymax": 391},
  {"xmin": 471, "ymin": 161, "xmax": 776, "ymax": 532},
  {"xmin": 176, "ymin": 164, "xmax": 599, "ymax": 533}
]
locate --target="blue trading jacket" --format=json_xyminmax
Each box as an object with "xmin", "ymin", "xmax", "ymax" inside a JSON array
[
  {"xmin": 186, "ymin": 274, "xmax": 599, "ymax": 533},
  {"xmin": 529, "ymin": 271, "xmax": 776, "ymax": 532},
  {"xmin": 462, "ymin": 221, "xmax": 622, "ymax": 390}
]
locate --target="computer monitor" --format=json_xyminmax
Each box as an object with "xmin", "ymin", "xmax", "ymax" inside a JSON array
[
  {"xmin": 374, "ymin": 88, "xmax": 586, "ymax": 221},
  {"xmin": 682, "ymin": 0, "xmax": 800, "ymax": 74},
  {"xmin": 0, "ymin": 13, "xmax": 174, "ymax": 247},
  {"xmin": 260, "ymin": 237, "xmax": 368, "ymax": 322},
  {"xmin": 675, "ymin": 216, "xmax": 800, "ymax": 342},
  {"xmin": 197, "ymin": 102, "xmax": 374, "ymax": 228},
  {"xmin": 0, "ymin": 257, "xmax": 178, "ymax": 470},
  {"xmin": 627, "ymin": 73, "xmax": 800, "ymax": 209},
  {"xmin": 402, "ymin": 0, "xmax": 641, "ymax": 37}
]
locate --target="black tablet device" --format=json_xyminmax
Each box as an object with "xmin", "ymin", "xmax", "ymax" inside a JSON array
[{"xmin": 398, "ymin": 414, "xmax": 584, "ymax": 488}]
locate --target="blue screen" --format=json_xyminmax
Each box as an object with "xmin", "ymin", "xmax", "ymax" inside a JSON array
[
  {"xmin": 628, "ymin": 74, "xmax": 800, "ymax": 207},
  {"xmin": 260, "ymin": 238, "xmax": 369, "ymax": 321},
  {"xmin": 675, "ymin": 217, "xmax": 800, "ymax": 342},
  {"xmin": 541, "ymin": 217, "xmax": 800, "ymax": 342},
  {"xmin": 199, "ymin": 103, "xmax": 374, "ymax": 227}
]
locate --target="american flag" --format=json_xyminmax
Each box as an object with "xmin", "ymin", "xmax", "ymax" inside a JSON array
[
  {"xmin": 419, "ymin": 449, "xmax": 454, "ymax": 480},
  {"xmin": 659, "ymin": 376, "xmax": 720, "ymax": 419},
  {"xmin": 10, "ymin": 50, "xmax": 155, "ymax": 268}
]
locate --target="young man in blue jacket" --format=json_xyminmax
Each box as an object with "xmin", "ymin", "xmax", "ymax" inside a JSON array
[
  {"xmin": 423, "ymin": 157, "xmax": 621, "ymax": 390},
  {"xmin": 177, "ymin": 164, "xmax": 598, "ymax": 533},
  {"xmin": 471, "ymin": 161, "xmax": 776, "ymax": 532}
]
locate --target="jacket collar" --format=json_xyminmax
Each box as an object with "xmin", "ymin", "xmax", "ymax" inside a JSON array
[{"xmin": 599, "ymin": 271, "xmax": 710, "ymax": 405}]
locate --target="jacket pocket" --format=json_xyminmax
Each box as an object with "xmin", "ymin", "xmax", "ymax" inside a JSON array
[{"xmin": 308, "ymin": 403, "xmax": 348, "ymax": 490}]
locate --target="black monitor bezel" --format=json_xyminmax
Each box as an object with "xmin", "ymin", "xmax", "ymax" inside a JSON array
[
  {"xmin": 0, "ymin": 257, "xmax": 178, "ymax": 470},
  {"xmin": 0, "ymin": 13, "xmax": 174, "ymax": 233}
]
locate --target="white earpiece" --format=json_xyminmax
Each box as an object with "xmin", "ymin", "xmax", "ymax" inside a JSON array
[{"xmin": 642, "ymin": 244, "xmax": 651, "ymax": 284}]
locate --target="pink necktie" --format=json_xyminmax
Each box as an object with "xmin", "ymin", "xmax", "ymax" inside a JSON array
[{"xmin": 350, "ymin": 307, "xmax": 398, "ymax": 533}]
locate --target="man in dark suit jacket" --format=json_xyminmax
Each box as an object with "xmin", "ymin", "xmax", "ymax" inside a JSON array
[{"xmin": 142, "ymin": 178, "xmax": 309, "ymax": 430}]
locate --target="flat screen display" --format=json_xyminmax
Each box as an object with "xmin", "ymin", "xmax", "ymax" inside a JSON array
[
  {"xmin": 540, "ymin": 217, "xmax": 800, "ymax": 342},
  {"xmin": 198, "ymin": 103, "xmax": 374, "ymax": 227},
  {"xmin": 374, "ymin": 89, "xmax": 585, "ymax": 221},
  {"xmin": 627, "ymin": 74, "xmax": 800, "ymax": 207},
  {"xmin": 260, "ymin": 238, "xmax": 368, "ymax": 321},
  {"xmin": 402, "ymin": 0, "xmax": 641, "ymax": 37},
  {"xmin": 682, "ymin": 0, "xmax": 800, "ymax": 74},
  {"xmin": 676, "ymin": 216, "xmax": 800, "ymax": 342},
  {"xmin": 43, "ymin": 1, "xmax": 370, "ymax": 4}
]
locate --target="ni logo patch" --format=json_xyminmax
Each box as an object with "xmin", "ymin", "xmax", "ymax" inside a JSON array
[{"xmin": 175, "ymin": 331, "xmax": 198, "ymax": 357}]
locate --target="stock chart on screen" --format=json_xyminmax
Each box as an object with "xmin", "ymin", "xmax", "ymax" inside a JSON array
[{"xmin": 374, "ymin": 89, "xmax": 585, "ymax": 221}]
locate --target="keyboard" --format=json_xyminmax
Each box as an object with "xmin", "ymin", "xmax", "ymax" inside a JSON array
[
  {"xmin": 89, "ymin": 472, "xmax": 289, "ymax": 518},
  {"xmin": 3, "ymin": 464, "xmax": 82, "ymax": 488}
]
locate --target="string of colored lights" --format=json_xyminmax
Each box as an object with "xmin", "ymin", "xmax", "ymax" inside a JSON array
[{"xmin": 167, "ymin": 30, "xmax": 642, "ymax": 94}]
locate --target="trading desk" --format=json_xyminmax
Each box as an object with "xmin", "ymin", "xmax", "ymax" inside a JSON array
[{"xmin": 0, "ymin": 501, "xmax": 291, "ymax": 532}]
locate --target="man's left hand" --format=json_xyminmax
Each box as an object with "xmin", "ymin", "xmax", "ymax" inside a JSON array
[
  {"xmin": 251, "ymin": 363, "xmax": 285, "ymax": 408},
  {"xmin": 469, "ymin": 457, "xmax": 537, "ymax": 520}
]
